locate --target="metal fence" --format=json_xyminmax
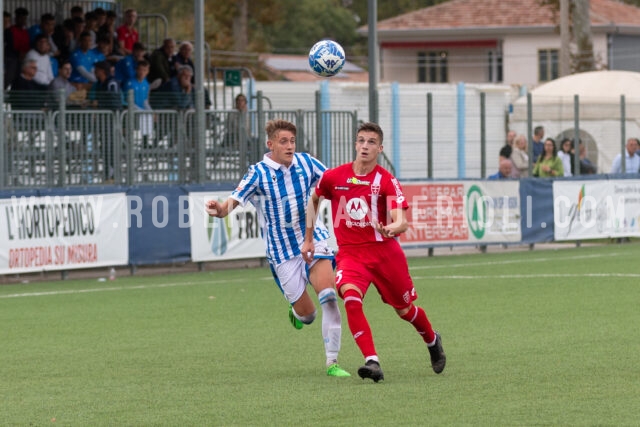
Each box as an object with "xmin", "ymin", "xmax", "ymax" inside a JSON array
[{"xmin": 1, "ymin": 90, "xmax": 367, "ymax": 188}]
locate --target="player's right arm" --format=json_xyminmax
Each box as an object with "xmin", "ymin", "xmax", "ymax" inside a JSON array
[
  {"xmin": 301, "ymin": 191, "xmax": 321, "ymax": 263},
  {"xmin": 205, "ymin": 198, "xmax": 239, "ymax": 218}
]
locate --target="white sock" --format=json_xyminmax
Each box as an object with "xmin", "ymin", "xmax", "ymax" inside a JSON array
[{"xmin": 318, "ymin": 288, "xmax": 341, "ymax": 365}]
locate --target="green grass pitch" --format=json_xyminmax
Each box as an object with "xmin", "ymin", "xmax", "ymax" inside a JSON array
[{"xmin": 1, "ymin": 243, "xmax": 639, "ymax": 426}]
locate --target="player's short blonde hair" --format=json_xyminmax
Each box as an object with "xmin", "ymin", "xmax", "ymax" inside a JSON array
[{"xmin": 265, "ymin": 119, "xmax": 297, "ymax": 140}]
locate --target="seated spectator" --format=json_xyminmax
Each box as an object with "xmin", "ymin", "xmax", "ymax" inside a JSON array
[
  {"xmin": 28, "ymin": 13, "xmax": 59, "ymax": 57},
  {"xmin": 99, "ymin": 10, "xmax": 120, "ymax": 55},
  {"xmin": 148, "ymin": 38, "xmax": 176, "ymax": 90},
  {"xmin": 533, "ymin": 137, "xmax": 564, "ymax": 177},
  {"xmin": 25, "ymin": 34, "xmax": 55, "ymax": 86},
  {"xmin": 69, "ymin": 31, "xmax": 97, "ymax": 89},
  {"xmin": 116, "ymin": 9, "xmax": 138, "ymax": 56},
  {"xmin": 115, "ymin": 42, "xmax": 146, "ymax": 84},
  {"xmin": 511, "ymin": 134, "xmax": 529, "ymax": 178},
  {"xmin": 488, "ymin": 158, "xmax": 512, "ymax": 180},
  {"xmin": 153, "ymin": 64, "xmax": 196, "ymax": 110},
  {"xmin": 172, "ymin": 41, "xmax": 195, "ymax": 81},
  {"xmin": 578, "ymin": 142, "xmax": 597, "ymax": 174},
  {"xmin": 10, "ymin": 59, "xmax": 49, "ymax": 109},
  {"xmin": 558, "ymin": 138, "xmax": 574, "ymax": 177},
  {"xmin": 70, "ymin": 16, "xmax": 86, "ymax": 52},
  {"xmin": 610, "ymin": 138, "xmax": 640, "ymax": 174},
  {"xmin": 52, "ymin": 18, "xmax": 75, "ymax": 63},
  {"xmin": 4, "ymin": 7, "xmax": 30, "ymax": 88},
  {"xmin": 49, "ymin": 60, "xmax": 82, "ymax": 107}
]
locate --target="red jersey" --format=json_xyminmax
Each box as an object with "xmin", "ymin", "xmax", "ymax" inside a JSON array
[
  {"xmin": 315, "ymin": 163, "xmax": 409, "ymax": 247},
  {"xmin": 116, "ymin": 25, "xmax": 139, "ymax": 52}
]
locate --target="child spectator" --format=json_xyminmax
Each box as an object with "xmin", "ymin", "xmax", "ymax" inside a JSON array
[
  {"xmin": 25, "ymin": 34, "xmax": 55, "ymax": 86},
  {"xmin": 69, "ymin": 31, "xmax": 97, "ymax": 88},
  {"xmin": 115, "ymin": 42, "xmax": 146, "ymax": 84},
  {"xmin": 28, "ymin": 13, "xmax": 59, "ymax": 57}
]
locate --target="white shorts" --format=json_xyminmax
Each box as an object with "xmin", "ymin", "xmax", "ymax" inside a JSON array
[{"xmin": 271, "ymin": 240, "xmax": 334, "ymax": 304}]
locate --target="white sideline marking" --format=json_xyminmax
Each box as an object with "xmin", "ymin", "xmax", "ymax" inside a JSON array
[
  {"xmin": 0, "ymin": 278, "xmax": 249, "ymax": 299},
  {"xmin": 414, "ymin": 273, "xmax": 640, "ymax": 280},
  {"xmin": 409, "ymin": 252, "xmax": 620, "ymax": 271}
]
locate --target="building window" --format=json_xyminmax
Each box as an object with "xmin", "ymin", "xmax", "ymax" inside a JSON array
[
  {"xmin": 539, "ymin": 49, "xmax": 559, "ymax": 82},
  {"xmin": 418, "ymin": 51, "xmax": 448, "ymax": 83},
  {"xmin": 488, "ymin": 51, "xmax": 503, "ymax": 83}
]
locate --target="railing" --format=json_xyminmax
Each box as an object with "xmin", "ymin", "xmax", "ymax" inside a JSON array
[{"xmin": 1, "ymin": 90, "xmax": 359, "ymax": 188}]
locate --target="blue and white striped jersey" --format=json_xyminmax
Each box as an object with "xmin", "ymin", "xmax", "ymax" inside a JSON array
[{"xmin": 230, "ymin": 152, "xmax": 330, "ymax": 265}]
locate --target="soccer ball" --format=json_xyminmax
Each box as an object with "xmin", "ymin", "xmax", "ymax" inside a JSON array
[{"xmin": 308, "ymin": 40, "xmax": 346, "ymax": 78}]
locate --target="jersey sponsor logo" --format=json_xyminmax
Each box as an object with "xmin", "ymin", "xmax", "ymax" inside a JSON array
[
  {"xmin": 347, "ymin": 177, "xmax": 370, "ymax": 185},
  {"xmin": 346, "ymin": 198, "xmax": 369, "ymax": 220},
  {"xmin": 391, "ymin": 177, "xmax": 404, "ymax": 199},
  {"xmin": 335, "ymin": 186, "xmax": 349, "ymax": 191}
]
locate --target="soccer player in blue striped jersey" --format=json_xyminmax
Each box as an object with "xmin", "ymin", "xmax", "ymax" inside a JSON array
[{"xmin": 205, "ymin": 119, "xmax": 350, "ymax": 378}]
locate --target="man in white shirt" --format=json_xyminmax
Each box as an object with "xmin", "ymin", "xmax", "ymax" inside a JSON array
[
  {"xmin": 610, "ymin": 138, "xmax": 640, "ymax": 174},
  {"xmin": 25, "ymin": 34, "xmax": 54, "ymax": 86}
]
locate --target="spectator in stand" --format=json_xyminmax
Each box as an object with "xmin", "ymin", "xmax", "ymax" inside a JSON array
[
  {"xmin": 69, "ymin": 16, "xmax": 86, "ymax": 52},
  {"xmin": 489, "ymin": 158, "xmax": 513, "ymax": 180},
  {"xmin": 93, "ymin": 8, "xmax": 107, "ymax": 29},
  {"xmin": 558, "ymin": 138, "xmax": 574, "ymax": 177},
  {"xmin": 511, "ymin": 134, "xmax": 529, "ymax": 178},
  {"xmin": 70, "ymin": 5, "xmax": 84, "ymax": 19},
  {"xmin": 123, "ymin": 60, "xmax": 153, "ymax": 145},
  {"xmin": 116, "ymin": 9, "xmax": 139, "ymax": 56},
  {"xmin": 52, "ymin": 18, "xmax": 74, "ymax": 63},
  {"xmin": 98, "ymin": 10, "xmax": 121, "ymax": 57},
  {"xmin": 578, "ymin": 142, "xmax": 597, "ymax": 174},
  {"xmin": 533, "ymin": 137, "xmax": 563, "ymax": 178},
  {"xmin": 49, "ymin": 60, "xmax": 81, "ymax": 107},
  {"xmin": 3, "ymin": 11, "xmax": 10, "ymax": 30},
  {"xmin": 498, "ymin": 143, "xmax": 518, "ymax": 178},
  {"xmin": 115, "ymin": 42, "xmax": 146, "ymax": 85},
  {"xmin": 25, "ymin": 34, "xmax": 55, "ymax": 86},
  {"xmin": 92, "ymin": 61, "xmax": 121, "ymax": 182},
  {"xmin": 610, "ymin": 138, "xmax": 640, "ymax": 174},
  {"xmin": 4, "ymin": 7, "xmax": 31, "ymax": 89},
  {"xmin": 148, "ymin": 38, "xmax": 176, "ymax": 90},
  {"xmin": 10, "ymin": 59, "xmax": 49, "ymax": 109},
  {"xmin": 28, "ymin": 13, "xmax": 59, "ymax": 57},
  {"xmin": 69, "ymin": 31, "xmax": 97, "ymax": 89},
  {"xmin": 172, "ymin": 41, "xmax": 195, "ymax": 81},
  {"xmin": 506, "ymin": 129, "xmax": 516, "ymax": 147},
  {"xmin": 91, "ymin": 33, "xmax": 119, "ymax": 64},
  {"xmin": 155, "ymin": 64, "xmax": 195, "ymax": 110},
  {"xmin": 84, "ymin": 12, "xmax": 99, "ymax": 48},
  {"xmin": 531, "ymin": 125, "xmax": 545, "ymax": 161}
]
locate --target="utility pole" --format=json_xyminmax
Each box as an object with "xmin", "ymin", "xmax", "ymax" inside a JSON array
[{"xmin": 559, "ymin": 0, "xmax": 571, "ymax": 77}]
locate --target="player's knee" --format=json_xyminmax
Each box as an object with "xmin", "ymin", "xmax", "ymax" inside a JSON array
[
  {"xmin": 342, "ymin": 288, "xmax": 362, "ymax": 312},
  {"xmin": 318, "ymin": 288, "xmax": 337, "ymax": 305}
]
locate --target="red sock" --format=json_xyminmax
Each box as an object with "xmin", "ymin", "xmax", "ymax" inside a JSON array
[
  {"xmin": 342, "ymin": 289, "xmax": 377, "ymax": 359},
  {"xmin": 400, "ymin": 304, "xmax": 436, "ymax": 344}
]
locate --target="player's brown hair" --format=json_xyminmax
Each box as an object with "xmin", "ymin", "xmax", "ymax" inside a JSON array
[
  {"xmin": 357, "ymin": 122, "xmax": 384, "ymax": 143},
  {"xmin": 265, "ymin": 119, "xmax": 297, "ymax": 140}
]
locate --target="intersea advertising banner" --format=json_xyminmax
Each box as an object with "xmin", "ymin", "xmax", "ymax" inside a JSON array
[
  {"xmin": 553, "ymin": 180, "xmax": 640, "ymax": 240},
  {"xmin": 0, "ymin": 193, "xmax": 129, "ymax": 274},
  {"xmin": 399, "ymin": 181, "xmax": 522, "ymax": 245}
]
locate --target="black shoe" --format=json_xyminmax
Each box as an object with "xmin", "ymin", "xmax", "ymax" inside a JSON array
[
  {"xmin": 428, "ymin": 332, "xmax": 446, "ymax": 374},
  {"xmin": 357, "ymin": 360, "xmax": 384, "ymax": 383}
]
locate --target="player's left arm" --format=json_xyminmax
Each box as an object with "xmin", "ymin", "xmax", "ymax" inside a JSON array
[{"xmin": 376, "ymin": 207, "xmax": 408, "ymax": 237}]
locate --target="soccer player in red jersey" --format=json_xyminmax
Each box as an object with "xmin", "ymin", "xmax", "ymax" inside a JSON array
[{"xmin": 301, "ymin": 122, "xmax": 446, "ymax": 382}]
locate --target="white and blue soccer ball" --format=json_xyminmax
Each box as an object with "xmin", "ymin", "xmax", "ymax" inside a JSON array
[{"xmin": 308, "ymin": 40, "xmax": 346, "ymax": 77}]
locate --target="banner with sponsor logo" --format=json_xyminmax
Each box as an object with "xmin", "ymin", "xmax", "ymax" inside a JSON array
[
  {"xmin": 399, "ymin": 181, "xmax": 522, "ymax": 245},
  {"xmin": 0, "ymin": 193, "xmax": 129, "ymax": 274},
  {"xmin": 189, "ymin": 192, "xmax": 336, "ymax": 262},
  {"xmin": 553, "ymin": 180, "xmax": 640, "ymax": 240}
]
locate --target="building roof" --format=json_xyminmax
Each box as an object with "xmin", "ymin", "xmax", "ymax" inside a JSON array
[
  {"xmin": 259, "ymin": 54, "xmax": 368, "ymax": 82},
  {"xmin": 530, "ymin": 70, "xmax": 640, "ymax": 99},
  {"xmin": 367, "ymin": 0, "xmax": 640, "ymax": 33}
]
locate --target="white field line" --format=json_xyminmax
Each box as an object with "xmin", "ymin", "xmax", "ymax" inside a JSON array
[
  {"xmin": 413, "ymin": 273, "xmax": 640, "ymax": 280},
  {"xmin": 409, "ymin": 252, "xmax": 620, "ymax": 271},
  {"xmin": 0, "ymin": 277, "xmax": 263, "ymax": 299}
]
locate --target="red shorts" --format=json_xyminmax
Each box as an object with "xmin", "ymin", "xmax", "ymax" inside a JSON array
[{"xmin": 335, "ymin": 239, "xmax": 417, "ymax": 309}]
